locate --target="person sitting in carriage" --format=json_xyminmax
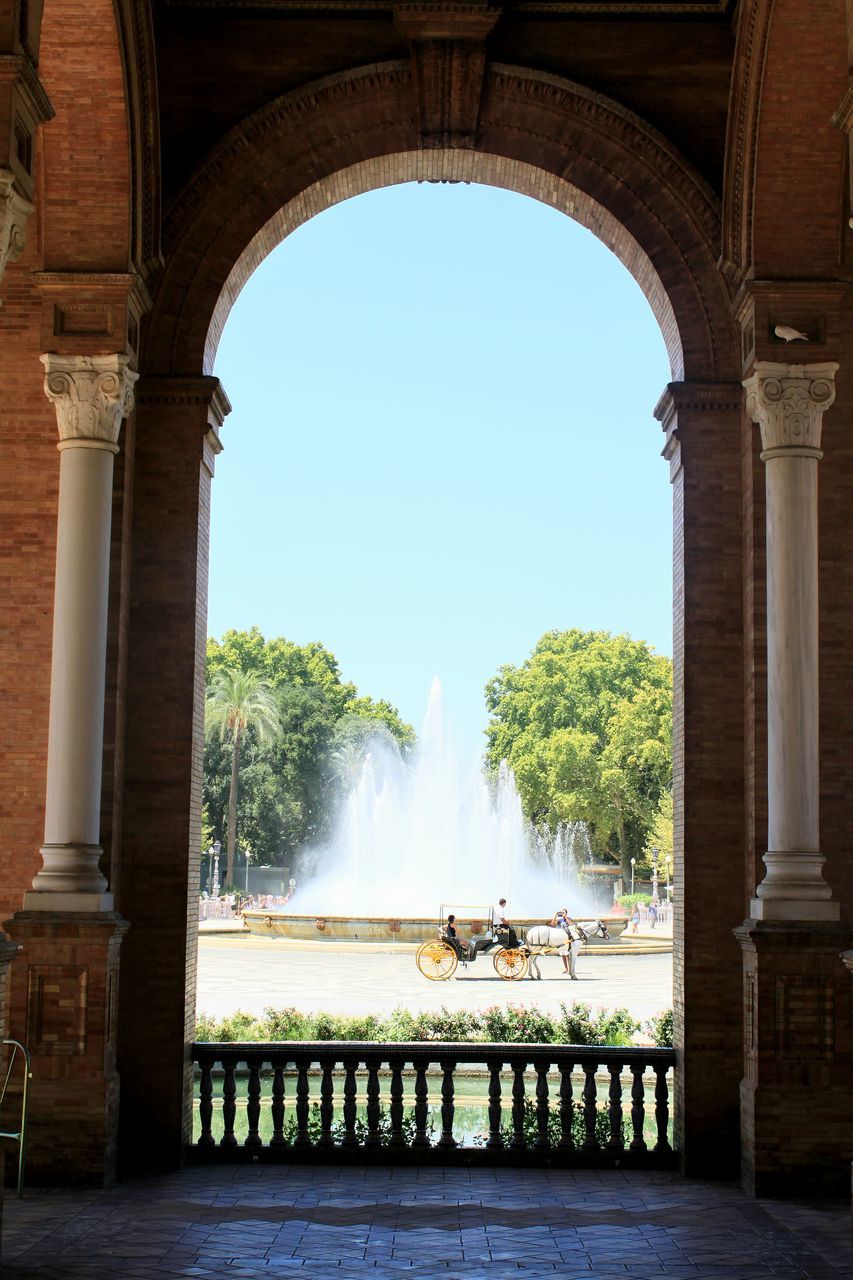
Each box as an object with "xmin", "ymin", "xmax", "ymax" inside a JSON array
[{"xmin": 444, "ymin": 914, "xmax": 474, "ymax": 962}]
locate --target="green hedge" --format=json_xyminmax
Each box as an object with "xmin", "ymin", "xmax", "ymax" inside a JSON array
[{"xmin": 196, "ymin": 1003, "xmax": 674, "ymax": 1047}]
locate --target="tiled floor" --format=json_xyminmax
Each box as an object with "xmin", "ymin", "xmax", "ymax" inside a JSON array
[{"xmin": 3, "ymin": 1165, "xmax": 850, "ymax": 1280}]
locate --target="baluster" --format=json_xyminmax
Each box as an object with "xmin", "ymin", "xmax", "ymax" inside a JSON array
[
  {"xmin": 438, "ymin": 1058, "xmax": 456, "ymax": 1148},
  {"xmin": 220, "ymin": 1056, "xmax": 238, "ymax": 1149},
  {"xmin": 270, "ymin": 1058, "xmax": 286, "ymax": 1149},
  {"xmin": 389, "ymin": 1056, "xmax": 405, "ymax": 1150},
  {"xmin": 582, "ymin": 1062, "xmax": 599, "ymax": 1151},
  {"xmin": 413, "ymin": 1057, "xmax": 430, "ymax": 1148},
  {"xmin": 653, "ymin": 1063, "xmax": 672, "ymax": 1153},
  {"xmin": 534, "ymin": 1058, "xmax": 550, "ymax": 1151},
  {"xmin": 319, "ymin": 1056, "xmax": 335, "ymax": 1148},
  {"xmin": 366, "ymin": 1060, "xmax": 381, "ymax": 1149},
  {"xmin": 341, "ymin": 1056, "xmax": 358, "ymax": 1149},
  {"xmin": 557, "ymin": 1061, "xmax": 575, "ymax": 1152},
  {"xmin": 246, "ymin": 1061, "xmax": 262, "ymax": 1151},
  {"xmin": 606, "ymin": 1060, "xmax": 624, "ymax": 1151},
  {"xmin": 510, "ymin": 1058, "xmax": 526, "ymax": 1152},
  {"xmin": 629, "ymin": 1064, "xmax": 647, "ymax": 1152},
  {"xmin": 486, "ymin": 1060, "xmax": 503, "ymax": 1150},
  {"xmin": 295, "ymin": 1061, "xmax": 311, "ymax": 1149},
  {"xmin": 198, "ymin": 1060, "xmax": 214, "ymax": 1148}
]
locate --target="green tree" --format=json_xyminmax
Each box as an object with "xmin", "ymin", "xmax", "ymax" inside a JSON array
[
  {"xmin": 205, "ymin": 667, "xmax": 282, "ymax": 886},
  {"xmin": 485, "ymin": 629, "xmax": 672, "ymax": 877},
  {"xmin": 203, "ymin": 630, "xmax": 414, "ymax": 882}
]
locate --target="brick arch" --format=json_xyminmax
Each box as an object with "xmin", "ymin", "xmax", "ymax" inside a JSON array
[{"xmin": 147, "ymin": 61, "xmax": 738, "ymax": 383}]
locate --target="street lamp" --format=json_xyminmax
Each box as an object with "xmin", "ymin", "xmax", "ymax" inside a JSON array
[
  {"xmin": 630, "ymin": 857, "xmax": 636, "ymax": 896},
  {"xmin": 665, "ymin": 854, "xmax": 672, "ymax": 901},
  {"xmin": 651, "ymin": 846, "xmax": 660, "ymax": 904},
  {"xmin": 211, "ymin": 839, "xmax": 221, "ymax": 899},
  {"xmin": 243, "ymin": 842, "xmax": 253, "ymax": 894}
]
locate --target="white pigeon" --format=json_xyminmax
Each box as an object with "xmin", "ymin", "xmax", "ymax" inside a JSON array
[{"xmin": 774, "ymin": 324, "xmax": 809, "ymax": 343}]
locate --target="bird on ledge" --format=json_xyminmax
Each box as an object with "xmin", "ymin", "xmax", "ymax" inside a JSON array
[{"xmin": 774, "ymin": 324, "xmax": 809, "ymax": 343}]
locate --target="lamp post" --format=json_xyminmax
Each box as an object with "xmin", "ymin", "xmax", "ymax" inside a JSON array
[
  {"xmin": 243, "ymin": 842, "xmax": 253, "ymax": 894},
  {"xmin": 665, "ymin": 854, "xmax": 672, "ymax": 902},
  {"xmin": 651, "ymin": 846, "xmax": 660, "ymax": 904},
  {"xmin": 630, "ymin": 857, "xmax": 636, "ymax": 896},
  {"xmin": 211, "ymin": 839, "xmax": 221, "ymax": 899}
]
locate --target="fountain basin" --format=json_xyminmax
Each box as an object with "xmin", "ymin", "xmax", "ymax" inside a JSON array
[{"xmin": 242, "ymin": 912, "xmax": 628, "ymax": 944}]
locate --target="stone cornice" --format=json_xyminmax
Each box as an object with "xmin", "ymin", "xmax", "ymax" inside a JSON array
[
  {"xmin": 655, "ymin": 380, "xmax": 743, "ymax": 478},
  {"xmin": 743, "ymin": 362, "xmax": 838, "ymax": 459},
  {"xmin": 0, "ymin": 53, "xmax": 54, "ymax": 125},
  {"xmin": 41, "ymin": 354, "xmax": 139, "ymax": 452},
  {"xmin": 164, "ymin": 0, "xmax": 731, "ymax": 12},
  {"xmin": 34, "ymin": 270, "xmax": 154, "ymax": 316},
  {"xmin": 137, "ymin": 374, "xmax": 232, "ymax": 429},
  {"xmin": 394, "ymin": 4, "xmax": 502, "ymax": 40},
  {"xmin": 654, "ymin": 380, "xmax": 743, "ymax": 430}
]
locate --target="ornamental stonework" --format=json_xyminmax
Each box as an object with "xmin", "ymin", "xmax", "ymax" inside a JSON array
[
  {"xmin": 40, "ymin": 354, "xmax": 139, "ymax": 450},
  {"xmin": 743, "ymin": 362, "xmax": 838, "ymax": 458},
  {"xmin": 0, "ymin": 168, "xmax": 34, "ymax": 293}
]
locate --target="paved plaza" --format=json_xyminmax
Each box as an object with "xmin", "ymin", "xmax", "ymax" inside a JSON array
[
  {"xmin": 196, "ymin": 937, "xmax": 673, "ymax": 1024},
  {"xmin": 4, "ymin": 1165, "xmax": 850, "ymax": 1280}
]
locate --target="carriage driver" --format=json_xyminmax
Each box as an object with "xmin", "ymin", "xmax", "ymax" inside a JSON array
[{"xmin": 493, "ymin": 897, "xmax": 519, "ymax": 950}]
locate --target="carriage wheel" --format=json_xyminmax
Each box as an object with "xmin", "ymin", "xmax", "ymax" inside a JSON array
[
  {"xmin": 493, "ymin": 947, "xmax": 529, "ymax": 981},
  {"xmin": 415, "ymin": 940, "xmax": 458, "ymax": 981}
]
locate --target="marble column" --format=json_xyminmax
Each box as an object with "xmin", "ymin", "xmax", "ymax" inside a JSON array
[
  {"xmin": 743, "ymin": 362, "xmax": 839, "ymax": 921},
  {"xmin": 25, "ymin": 354, "xmax": 138, "ymax": 911}
]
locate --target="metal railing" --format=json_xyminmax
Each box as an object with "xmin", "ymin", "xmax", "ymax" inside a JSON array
[
  {"xmin": 191, "ymin": 1041, "xmax": 675, "ymax": 1166},
  {"xmin": 0, "ymin": 1039, "xmax": 31, "ymax": 1197}
]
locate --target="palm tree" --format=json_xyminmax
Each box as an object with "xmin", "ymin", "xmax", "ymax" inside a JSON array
[{"xmin": 205, "ymin": 667, "xmax": 281, "ymax": 886}]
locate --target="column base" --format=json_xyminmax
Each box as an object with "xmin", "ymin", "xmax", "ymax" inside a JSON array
[
  {"xmin": 736, "ymin": 920, "xmax": 853, "ymax": 1198},
  {"xmin": 751, "ymin": 850, "xmax": 839, "ymax": 921},
  {"xmin": 23, "ymin": 890, "xmax": 114, "ymax": 912},
  {"xmin": 3, "ymin": 911, "xmax": 128, "ymax": 1186},
  {"xmin": 749, "ymin": 895, "xmax": 840, "ymax": 922}
]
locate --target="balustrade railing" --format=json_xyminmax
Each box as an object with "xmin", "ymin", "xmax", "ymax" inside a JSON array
[{"xmin": 190, "ymin": 1041, "xmax": 675, "ymax": 1166}]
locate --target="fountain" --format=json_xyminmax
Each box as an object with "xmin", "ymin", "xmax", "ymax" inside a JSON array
[{"xmin": 243, "ymin": 679, "xmax": 624, "ymax": 942}]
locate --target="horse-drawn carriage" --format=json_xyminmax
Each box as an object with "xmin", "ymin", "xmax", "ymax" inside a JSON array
[
  {"xmin": 414, "ymin": 904, "xmax": 529, "ymax": 981},
  {"xmin": 414, "ymin": 906, "xmax": 611, "ymax": 982}
]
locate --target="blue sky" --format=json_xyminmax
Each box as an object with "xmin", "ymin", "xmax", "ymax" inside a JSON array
[{"xmin": 210, "ymin": 182, "xmax": 672, "ymax": 759}]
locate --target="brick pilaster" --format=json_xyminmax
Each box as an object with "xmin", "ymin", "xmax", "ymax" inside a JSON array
[
  {"xmin": 118, "ymin": 376, "xmax": 228, "ymax": 1173},
  {"xmin": 656, "ymin": 381, "xmax": 746, "ymax": 1177}
]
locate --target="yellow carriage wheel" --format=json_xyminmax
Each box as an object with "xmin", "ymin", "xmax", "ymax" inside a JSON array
[
  {"xmin": 493, "ymin": 947, "xmax": 529, "ymax": 981},
  {"xmin": 415, "ymin": 939, "xmax": 458, "ymax": 981}
]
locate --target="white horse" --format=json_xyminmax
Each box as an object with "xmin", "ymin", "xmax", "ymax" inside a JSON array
[{"xmin": 522, "ymin": 919, "xmax": 611, "ymax": 980}]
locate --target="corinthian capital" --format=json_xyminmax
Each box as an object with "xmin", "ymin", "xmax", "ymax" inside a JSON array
[
  {"xmin": 743, "ymin": 361, "xmax": 838, "ymax": 460},
  {"xmin": 40, "ymin": 354, "xmax": 139, "ymax": 452},
  {"xmin": 0, "ymin": 168, "xmax": 34, "ymax": 291}
]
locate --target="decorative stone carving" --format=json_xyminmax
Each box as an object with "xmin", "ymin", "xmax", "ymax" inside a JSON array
[
  {"xmin": 40, "ymin": 354, "xmax": 139, "ymax": 452},
  {"xmin": 0, "ymin": 167, "xmax": 34, "ymax": 292},
  {"xmin": 743, "ymin": 361, "xmax": 837, "ymax": 458}
]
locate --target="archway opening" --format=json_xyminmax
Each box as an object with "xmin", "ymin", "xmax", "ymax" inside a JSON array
[{"xmin": 196, "ymin": 179, "xmax": 675, "ymax": 1148}]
